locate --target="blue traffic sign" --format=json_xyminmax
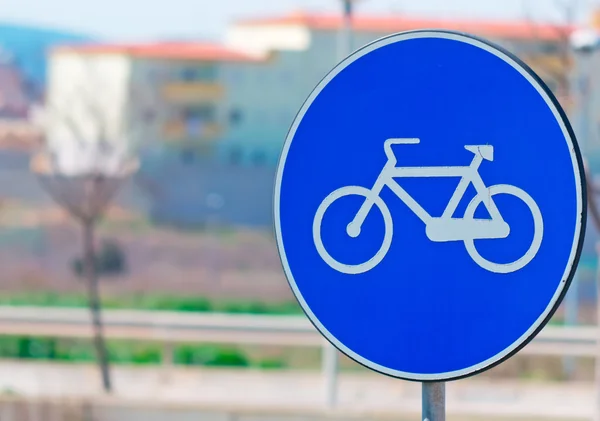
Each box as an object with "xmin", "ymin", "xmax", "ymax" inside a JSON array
[{"xmin": 274, "ymin": 31, "xmax": 587, "ymax": 381}]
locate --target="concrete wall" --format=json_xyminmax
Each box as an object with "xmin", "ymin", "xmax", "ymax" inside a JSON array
[
  {"xmin": 0, "ymin": 149, "xmax": 148, "ymax": 211},
  {"xmin": 138, "ymin": 150, "xmax": 275, "ymax": 228}
]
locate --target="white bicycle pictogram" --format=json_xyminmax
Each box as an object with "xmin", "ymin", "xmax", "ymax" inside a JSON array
[{"xmin": 313, "ymin": 138, "xmax": 544, "ymax": 275}]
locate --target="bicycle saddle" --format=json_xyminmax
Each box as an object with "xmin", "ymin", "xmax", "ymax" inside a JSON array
[{"xmin": 464, "ymin": 145, "xmax": 494, "ymax": 161}]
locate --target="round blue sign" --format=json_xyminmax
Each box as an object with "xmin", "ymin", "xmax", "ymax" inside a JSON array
[{"xmin": 274, "ymin": 30, "xmax": 586, "ymax": 381}]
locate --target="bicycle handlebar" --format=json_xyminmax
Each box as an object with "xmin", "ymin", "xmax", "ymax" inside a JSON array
[{"xmin": 384, "ymin": 138, "xmax": 420, "ymax": 160}]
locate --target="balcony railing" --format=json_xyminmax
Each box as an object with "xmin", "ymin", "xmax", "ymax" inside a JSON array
[
  {"xmin": 161, "ymin": 82, "xmax": 224, "ymax": 103},
  {"xmin": 162, "ymin": 121, "xmax": 221, "ymax": 141}
]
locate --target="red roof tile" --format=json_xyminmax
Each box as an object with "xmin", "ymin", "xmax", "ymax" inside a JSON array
[
  {"xmin": 52, "ymin": 42, "xmax": 261, "ymax": 62},
  {"xmin": 236, "ymin": 11, "xmax": 574, "ymax": 41}
]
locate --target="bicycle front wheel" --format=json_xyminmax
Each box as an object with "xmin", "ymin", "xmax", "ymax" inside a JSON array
[{"xmin": 463, "ymin": 184, "xmax": 543, "ymax": 274}]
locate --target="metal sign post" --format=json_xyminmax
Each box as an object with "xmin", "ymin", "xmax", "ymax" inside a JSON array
[
  {"xmin": 422, "ymin": 383, "xmax": 445, "ymax": 421},
  {"xmin": 322, "ymin": 340, "xmax": 339, "ymax": 408},
  {"xmin": 275, "ymin": 30, "xmax": 585, "ymax": 420},
  {"xmin": 592, "ymin": 243, "xmax": 600, "ymax": 421}
]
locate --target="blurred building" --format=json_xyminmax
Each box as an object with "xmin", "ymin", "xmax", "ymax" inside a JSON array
[
  {"xmin": 563, "ymin": 13, "xmax": 600, "ymax": 268},
  {"xmin": 45, "ymin": 12, "xmax": 574, "ymax": 228},
  {"xmin": 0, "ymin": 46, "xmax": 42, "ymax": 151},
  {"xmin": 569, "ymin": 12, "xmax": 600, "ymax": 172}
]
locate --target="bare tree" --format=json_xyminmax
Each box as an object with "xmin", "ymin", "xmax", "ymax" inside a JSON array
[
  {"xmin": 29, "ymin": 55, "xmax": 158, "ymax": 393},
  {"xmin": 584, "ymin": 160, "xmax": 600, "ymax": 229},
  {"xmin": 524, "ymin": 0, "xmax": 600, "ymax": 229},
  {"xmin": 521, "ymin": 0, "xmax": 583, "ymax": 102},
  {"xmin": 522, "ymin": 0, "xmax": 593, "ymax": 380}
]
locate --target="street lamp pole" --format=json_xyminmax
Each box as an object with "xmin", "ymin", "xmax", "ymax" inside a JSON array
[
  {"xmin": 322, "ymin": 1, "xmax": 359, "ymax": 408},
  {"xmin": 565, "ymin": 28, "xmax": 600, "ymax": 379},
  {"xmin": 570, "ymin": 29, "xmax": 600, "ymax": 412},
  {"xmin": 340, "ymin": 0, "xmax": 354, "ymax": 59}
]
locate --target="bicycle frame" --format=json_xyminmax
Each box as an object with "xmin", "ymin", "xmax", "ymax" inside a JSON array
[{"xmin": 349, "ymin": 151, "xmax": 506, "ymax": 241}]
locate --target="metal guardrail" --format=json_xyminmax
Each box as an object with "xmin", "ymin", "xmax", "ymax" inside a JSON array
[
  {"xmin": 0, "ymin": 306, "xmax": 595, "ymax": 356},
  {"xmin": 0, "ymin": 305, "xmax": 597, "ymax": 410},
  {"xmin": 0, "ymin": 306, "xmax": 322, "ymax": 346}
]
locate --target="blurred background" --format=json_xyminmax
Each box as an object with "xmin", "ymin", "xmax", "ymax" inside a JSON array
[{"xmin": 0, "ymin": 0, "xmax": 596, "ymax": 420}]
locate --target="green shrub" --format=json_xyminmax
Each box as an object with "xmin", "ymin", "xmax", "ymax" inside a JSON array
[
  {"xmin": 173, "ymin": 344, "xmax": 196, "ymax": 365},
  {"xmin": 141, "ymin": 295, "xmax": 212, "ymax": 312},
  {"xmin": 130, "ymin": 345, "xmax": 162, "ymax": 364},
  {"xmin": 99, "ymin": 241, "xmax": 127, "ymax": 275},
  {"xmin": 256, "ymin": 358, "xmax": 286, "ymax": 369},
  {"xmin": 46, "ymin": 294, "xmax": 88, "ymax": 307},
  {"xmin": 204, "ymin": 347, "xmax": 249, "ymax": 367},
  {"xmin": 108, "ymin": 342, "xmax": 134, "ymax": 364},
  {"xmin": 220, "ymin": 300, "xmax": 302, "ymax": 315},
  {"xmin": 0, "ymin": 291, "xmax": 300, "ymax": 316},
  {"xmin": 174, "ymin": 344, "xmax": 214, "ymax": 365},
  {"xmin": 174, "ymin": 345, "xmax": 249, "ymax": 367},
  {"xmin": 0, "ymin": 336, "xmax": 20, "ymax": 358},
  {"xmin": 57, "ymin": 340, "xmax": 95, "ymax": 362},
  {"xmin": 71, "ymin": 240, "xmax": 127, "ymax": 278},
  {"xmin": 222, "ymin": 301, "xmax": 269, "ymax": 314},
  {"xmin": 0, "ymin": 335, "xmax": 266, "ymax": 369},
  {"xmin": 267, "ymin": 301, "xmax": 302, "ymax": 315},
  {"xmin": 15, "ymin": 337, "xmax": 56, "ymax": 360}
]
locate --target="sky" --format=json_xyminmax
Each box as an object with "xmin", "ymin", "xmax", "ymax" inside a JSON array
[{"xmin": 0, "ymin": 0, "xmax": 597, "ymax": 41}]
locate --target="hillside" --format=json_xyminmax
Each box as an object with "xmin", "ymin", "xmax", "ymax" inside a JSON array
[{"xmin": 0, "ymin": 23, "xmax": 94, "ymax": 88}]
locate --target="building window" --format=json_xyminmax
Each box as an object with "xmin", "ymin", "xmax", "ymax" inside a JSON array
[
  {"xmin": 180, "ymin": 65, "xmax": 217, "ymax": 82},
  {"xmin": 229, "ymin": 147, "xmax": 243, "ymax": 165},
  {"xmin": 181, "ymin": 149, "xmax": 195, "ymax": 165},
  {"xmin": 183, "ymin": 105, "xmax": 215, "ymax": 121},
  {"xmin": 252, "ymin": 151, "xmax": 267, "ymax": 166},
  {"xmin": 198, "ymin": 65, "xmax": 217, "ymax": 81},
  {"xmin": 229, "ymin": 108, "xmax": 243, "ymax": 126},
  {"xmin": 181, "ymin": 67, "xmax": 198, "ymax": 81},
  {"xmin": 539, "ymin": 42, "xmax": 560, "ymax": 55},
  {"xmin": 181, "ymin": 105, "xmax": 215, "ymax": 137}
]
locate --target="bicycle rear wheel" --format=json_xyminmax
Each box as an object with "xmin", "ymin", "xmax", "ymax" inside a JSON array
[{"xmin": 313, "ymin": 186, "xmax": 393, "ymax": 275}]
